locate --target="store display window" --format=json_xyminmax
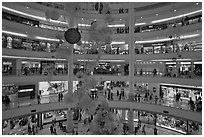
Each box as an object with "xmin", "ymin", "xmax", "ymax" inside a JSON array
[
  {"xmin": 188, "ymin": 121, "xmax": 202, "ymax": 134},
  {"xmin": 156, "ymin": 114, "xmax": 187, "ymax": 134},
  {"xmin": 39, "ymin": 81, "xmax": 68, "ymax": 96},
  {"xmin": 160, "ymin": 84, "xmax": 202, "ymax": 102},
  {"xmin": 42, "ymin": 110, "xmax": 67, "ymax": 124},
  {"xmin": 18, "ymin": 85, "xmax": 35, "ymax": 98}
]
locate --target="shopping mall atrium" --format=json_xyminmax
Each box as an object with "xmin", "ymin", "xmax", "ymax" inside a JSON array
[{"xmin": 1, "ymin": 2, "xmax": 202, "ymax": 135}]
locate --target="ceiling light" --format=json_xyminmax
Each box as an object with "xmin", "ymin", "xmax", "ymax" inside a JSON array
[
  {"xmin": 26, "ymin": 7, "xmax": 29, "ymax": 9},
  {"xmin": 78, "ymin": 23, "xmax": 91, "ymax": 27},
  {"xmin": 135, "ymin": 33, "xmax": 200, "ymax": 44},
  {"xmin": 2, "ymin": 55, "xmax": 66, "ymax": 61},
  {"xmin": 2, "ymin": 30, "xmax": 28, "ymax": 37},
  {"xmin": 174, "ymin": 9, "xmax": 177, "ymax": 12},
  {"xmin": 135, "ymin": 22, "xmax": 146, "ymax": 26},
  {"xmin": 108, "ymin": 24, "xmax": 125, "ymax": 27},
  {"xmin": 111, "ymin": 41, "xmax": 125, "ymax": 44},
  {"xmin": 140, "ymin": 17, "xmax": 143, "ymax": 19},
  {"xmin": 151, "ymin": 9, "xmax": 202, "ymax": 23},
  {"xmin": 35, "ymin": 36, "xmax": 60, "ymax": 42},
  {"xmin": 156, "ymin": 14, "xmax": 158, "ymax": 16},
  {"xmin": 2, "ymin": 6, "xmax": 68, "ymax": 25},
  {"xmin": 196, "ymin": 3, "xmax": 199, "ymax": 5},
  {"xmin": 120, "ymin": 19, "xmax": 122, "ymax": 20},
  {"xmin": 160, "ymin": 83, "xmax": 201, "ymax": 89},
  {"xmin": 151, "ymin": 58, "xmax": 192, "ymax": 61}
]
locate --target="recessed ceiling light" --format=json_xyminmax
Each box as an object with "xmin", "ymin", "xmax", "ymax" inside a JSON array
[
  {"xmin": 196, "ymin": 3, "xmax": 199, "ymax": 5},
  {"xmin": 141, "ymin": 17, "xmax": 143, "ymax": 19},
  {"xmin": 25, "ymin": 31, "xmax": 27, "ymax": 33},
  {"xmin": 26, "ymin": 7, "xmax": 29, "ymax": 9},
  {"xmin": 174, "ymin": 9, "xmax": 176, "ymax": 12},
  {"xmin": 156, "ymin": 14, "xmax": 158, "ymax": 16},
  {"xmin": 120, "ymin": 19, "xmax": 122, "ymax": 20},
  {"xmin": 82, "ymin": 18, "xmax": 83, "ymax": 20}
]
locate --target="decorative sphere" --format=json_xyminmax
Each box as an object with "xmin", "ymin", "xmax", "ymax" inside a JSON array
[
  {"xmin": 45, "ymin": 9, "xmax": 51, "ymax": 19},
  {"xmin": 50, "ymin": 10, "xmax": 60, "ymax": 20},
  {"xmin": 64, "ymin": 28, "xmax": 81, "ymax": 44}
]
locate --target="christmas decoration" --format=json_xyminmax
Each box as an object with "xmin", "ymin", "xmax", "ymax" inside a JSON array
[
  {"xmin": 64, "ymin": 27, "xmax": 81, "ymax": 44},
  {"xmin": 50, "ymin": 10, "xmax": 60, "ymax": 20}
]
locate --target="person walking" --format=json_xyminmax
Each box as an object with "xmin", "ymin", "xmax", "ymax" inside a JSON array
[
  {"xmin": 37, "ymin": 94, "xmax": 41, "ymax": 104},
  {"xmin": 5, "ymin": 95, "xmax": 10, "ymax": 110},
  {"xmin": 58, "ymin": 92, "xmax": 61, "ymax": 102},
  {"xmin": 60, "ymin": 92, "xmax": 63, "ymax": 101},
  {"xmin": 141, "ymin": 125, "xmax": 146, "ymax": 135},
  {"xmin": 154, "ymin": 127, "xmax": 158, "ymax": 135},
  {"xmin": 50, "ymin": 124, "xmax": 53, "ymax": 134},
  {"xmin": 188, "ymin": 97, "xmax": 195, "ymax": 111}
]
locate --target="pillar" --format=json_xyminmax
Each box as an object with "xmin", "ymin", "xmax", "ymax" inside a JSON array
[
  {"xmin": 122, "ymin": 109, "xmax": 126, "ymax": 121},
  {"xmin": 37, "ymin": 113, "xmax": 42, "ymax": 127},
  {"xmin": 186, "ymin": 120, "xmax": 189, "ymax": 134},
  {"xmin": 128, "ymin": 2, "xmax": 135, "ymax": 101},
  {"xmin": 16, "ymin": 59, "xmax": 22, "ymax": 75},
  {"xmin": 127, "ymin": 109, "xmax": 134, "ymax": 133},
  {"xmin": 190, "ymin": 61, "xmax": 194, "ymax": 78},
  {"xmin": 68, "ymin": 16, "xmax": 75, "ymax": 93},
  {"xmin": 66, "ymin": 108, "xmax": 74, "ymax": 132},
  {"xmin": 11, "ymin": 58, "xmax": 22, "ymax": 75},
  {"xmin": 176, "ymin": 61, "xmax": 180, "ymax": 77}
]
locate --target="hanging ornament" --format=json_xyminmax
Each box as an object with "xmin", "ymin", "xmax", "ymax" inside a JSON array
[
  {"xmin": 77, "ymin": 93, "xmax": 92, "ymax": 110},
  {"xmin": 101, "ymin": 3, "xmax": 110, "ymax": 14},
  {"xmin": 50, "ymin": 10, "xmax": 60, "ymax": 20},
  {"xmin": 55, "ymin": 42, "xmax": 72, "ymax": 58},
  {"xmin": 104, "ymin": 36, "xmax": 112, "ymax": 44},
  {"xmin": 76, "ymin": 70, "xmax": 84, "ymax": 78},
  {"xmin": 77, "ymin": 40, "xmax": 82, "ymax": 46},
  {"xmin": 45, "ymin": 9, "xmax": 51, "ymax": 19},
  {"xmin": 64, "ymin": 92, "xmax": 75, "ymax": 104},
  {"xmin": 64, "ymin": 27, "xmax": 81, "ymax": 44},
  {"xmin": 65, "ymin": 2, "xmax": 80, "ymax": 14},
  {"xmin": 104, "ymin": 14, "xmax": 114, "ymax": 23},
  {"xmin": 56, "ymin": 33, "xmax": 63, "ymax": 40}
]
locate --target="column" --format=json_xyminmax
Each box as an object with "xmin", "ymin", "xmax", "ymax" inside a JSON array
[
  {"xmin": 186, "ymin": 120, "xmax": 189, "ymax": 134},
  {"xmin": 11, "ymin": 59, "xmax": 22, "ymax": 75},
  {"xmin": 122, "ymin": 109, "xmax": 126, "ymax": 121},
  {"xmin": 128, "ymin": 2, "xmax": 135, "ymax": 101},
  {"xmin": 16, "ymin": 59, "xmax": 22, "ymax": 75},
  {"xmin": 68, "ymin": 16, "xmax": 75, "ymax": 93},
  {"xmin": 127, "ymin": 109, "xmax": 134, "ymax": 133},
  {"xmin": 176, "ymin": 61, "xmax": 180, "ymax": 77},
  {"xmin": 37, "ymin": 113, "xmax": 42, "ymax": 127},
  {"xmin": 66, "ymin": 108, "xmax": 74, "ymax": 132},
  {"xmin": 190, "ymin": 61, "xmax": 194, "ymax": 78}
]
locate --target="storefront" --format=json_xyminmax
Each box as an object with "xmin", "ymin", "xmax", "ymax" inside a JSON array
[
  {"xmin": 39, "ymin": 81, "xmax": 68, "ymax": 96},
  {"xmin": 2, "ymin": 84, "xmax": 36, "ymax": 100},
  {"xmin": 38, "ymin": 81, "xmax": 79, "ymax": 96},
  {"xmin": 160, "ymin": 83, "xmax": 202, "ymax": 102},
  {"xmin": 18, "ymin": 85, "xmax": 35, "ymax": 98}
]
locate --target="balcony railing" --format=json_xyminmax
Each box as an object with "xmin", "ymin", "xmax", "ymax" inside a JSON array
[
  {"xmin": 2, "ymin": 68, "xmax": 68, "ymax": 77},
  {"xmin": 2, "ymin": 91, "xmax": 202, "ymax": 113},
  {"xmin": 2, "ymin": 69, "xmax": 202, "ymax": 79}
]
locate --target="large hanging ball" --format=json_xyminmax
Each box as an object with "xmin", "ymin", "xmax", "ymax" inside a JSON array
[
  {"xmin": 64, "ymin": 28, "xmax": 81, "ymax": 44},
  {"xmin": 50, "ymin": 10, "xmax": 60, "ymax": 20}
]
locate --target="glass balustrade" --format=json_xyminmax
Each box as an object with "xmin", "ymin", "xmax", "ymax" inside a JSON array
[{"xmin": 2, "ymin": 90, "xmax": 202, "ymax": 113}]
